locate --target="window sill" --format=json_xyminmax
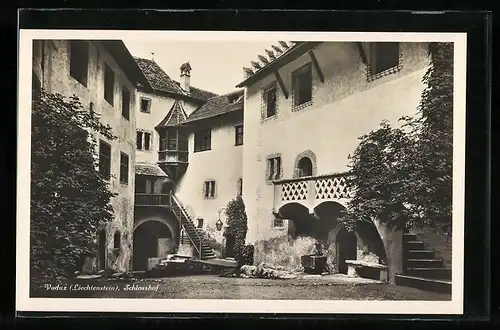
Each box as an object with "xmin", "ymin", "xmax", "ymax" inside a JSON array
[
  {"xmin": 261, "ymin": 114, "xmax": 277, "ymax": 124},
  {"xmin": 204, "ymin": 196, "xmax": 216, "ymax": 200},
  {"xmin": 235, "ymin": 143, "xmax": 243, "ymax": 147},
  {"xmin": 140, "ymin": 111, "xmax": 151, "ymax": 114},
  {"xmin": 70, "ymin": 75, "xmax": 88, "ymax": 89},
  {"xmin": 104, "ymin": 100, "xmax": 114, "ymax": 108},
  {"xmin": 120, "ymin": 181, "xmax": 128, "ymax": 186},
  {"xmin": 122, "ymin": 116, "xmax": 130, "ymax": 121},
  {"xmin": 292, "ymin": 100, "xmax": 313, "ymax": 112},
  {"xmin": 367, "ymin": 64, "xmax": 402, "ymax": 82},
  {"xmin": 194, "ymin": 149, "xmax": 211, "ymax": 153}
]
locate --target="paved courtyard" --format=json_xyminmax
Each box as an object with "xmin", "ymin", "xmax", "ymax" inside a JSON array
[{"xmin": 40, "ymin": 275, "xmax": 451, "ymax": 301}]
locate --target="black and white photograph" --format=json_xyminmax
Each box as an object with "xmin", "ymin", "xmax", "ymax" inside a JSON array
[{"xmin": 17, "ymin": 29, "xmax": 466, "ymax": 314}]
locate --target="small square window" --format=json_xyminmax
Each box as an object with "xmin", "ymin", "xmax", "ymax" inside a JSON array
[
  {"xmin": 140, "ymin": 98, "xmax": 151, "ymax": 113},
  {"xmin": 204, "ymin": 180, "xmax": 216, "ymax": 199},
  {"xmin": 197, "ymin": 218, "xmax": 204, "ymax": 228},
  {"xmin": 194, "ymin": 128, "xmax": 211, "ymax": 152},
  {"xmin": 267, "ymin": 156, "xmax": 282, "ymax": 180}
]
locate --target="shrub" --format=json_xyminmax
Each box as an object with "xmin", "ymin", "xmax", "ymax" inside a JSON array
[
  {"xmin": 237, "ymin": 244, "xmax": 254, "ymax": 266},
  {"xmin": 223, "ymin": 196, "xmax": 249, "ymax": 266}
]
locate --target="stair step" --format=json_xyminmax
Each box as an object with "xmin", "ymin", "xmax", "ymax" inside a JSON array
[
  {"xmin": 406, "ymin": 259, "xmax": 444, "ymax": 268},
  {"xmin": 395, "ymin": 274, "xmax": 451, "ymax": 294},
  {"xmin": 403, "ymin": 233, "xmax": 417, "ymax": 241},
  {"xmin": 405, "ymin": 268, "xmax": 452, "ymax": 280},
  {"xmin": 405, "ymin": 241, "xmax": 425, "ymax": 249},
  {"xmin": 407, "ymin": 250, "xmax": 435, "ymax": 259}
]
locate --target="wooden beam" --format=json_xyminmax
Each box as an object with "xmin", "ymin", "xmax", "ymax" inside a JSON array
[
  {"xmin": 274, "ymin": 70, "xmax": 289, "ymax": 99},
  {"xmin": 308, "ymin": 50, "xmax": 324, "ymax": 83},
  {"xmin": 356, "ymin": 42, "xmax": 368, "ymax": 65}
]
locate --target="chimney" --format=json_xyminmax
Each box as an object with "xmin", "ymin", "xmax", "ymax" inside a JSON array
[{"xmin": 180, "ymin": 62, "xmax": 192, "ymax": 93}]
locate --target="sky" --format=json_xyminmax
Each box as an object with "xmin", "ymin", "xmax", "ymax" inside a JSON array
[{"xmin": 123, "ymin": 39, "xmax": 279, "ymax": 95}]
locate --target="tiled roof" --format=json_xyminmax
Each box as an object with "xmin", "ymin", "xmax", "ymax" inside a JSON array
[
  {"xmin": 135, "ymin": 163, "xmax": 170, "ymax": 177},
  {"xmin": 182, "ymin": 90, "xmax": 244, "ymax": 124},
  {"xmin": 236, "ymin": 41, "xmax": 322, "ymax": 88},
  {"xmin": 156, "ymin": 100, "xmax": 188, "ymax": 128},
  {"xmin": 134, "ymin": 57, "xmax": 218, "ymax": 102},
  {"xmin": 134, "ymin": 57, "xmax": 185, "ymax": 95}
]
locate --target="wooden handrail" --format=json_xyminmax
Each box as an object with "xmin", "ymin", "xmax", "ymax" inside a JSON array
[{"xmin": 170, "ymin": 194, "xmax": 203, "ymax": 259}]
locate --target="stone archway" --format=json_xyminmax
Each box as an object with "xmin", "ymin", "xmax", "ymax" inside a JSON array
[{"xmin": 133, "ymin": 218, "xmax": 176, "ymax": 271}]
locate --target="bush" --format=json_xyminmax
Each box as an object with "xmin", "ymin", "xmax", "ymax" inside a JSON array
[
  {"xmin": 237, "ymin": 244, "xmax": 254, "ymax": 266},
  {"xmin": 223, "ymin": 196, "xmax": 249, "ymax": 266}
]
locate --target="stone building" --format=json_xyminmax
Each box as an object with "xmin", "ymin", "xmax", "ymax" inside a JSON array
[
  {"xmin": 235, "ymin": 41, "xmax": 440, "ymax": 284},
  {"xmin": 32, "ymin": 39, "xmax": 150, "ymax": 273}
]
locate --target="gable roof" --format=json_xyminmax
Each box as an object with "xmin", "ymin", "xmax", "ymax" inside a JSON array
[
  {"xmin": 236, "ymin": 41, "xmax": 323, "ymax": 88},
  {"xmin": 182, "ymin": 90, "xmax": 244, "ymax": 124},
  {"xmin": 134, "ymin": 57, "xmax": 218, "ymax": 102},
  {"xmin": 135, "ymin": 57, "xmax": 186, "ymax": 95},
  {"xmin": 156, "ymin": 100, "xmax": 188, "ymax": 128}
]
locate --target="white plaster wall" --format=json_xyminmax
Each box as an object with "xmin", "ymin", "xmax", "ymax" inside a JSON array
[
  {"xmin": 41, "ymin": 40, "xmax": 138, "ymax": 271},
  {"xmin": 135, "ymin": 91, "xmax": 199, "ymax": 164},
  {"xmin": 175, "ymin": 114, "xmax": 244, "ymax": 236},
  {"xmin": 242, "ymin": 42, "xmax": 430, "ymax": 244}
]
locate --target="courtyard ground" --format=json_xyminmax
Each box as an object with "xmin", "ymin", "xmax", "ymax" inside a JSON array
[{"xmin": 36, "ymin": 274, "xmax": 451, "ymax": 300}]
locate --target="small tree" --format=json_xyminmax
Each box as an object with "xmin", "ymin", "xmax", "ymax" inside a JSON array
[
  {"xmin": 223, "ymin": 196, "xmax": 250, "ymax": 265},
  {"xmin": 340, "ymin": 42, "xmax": 454, "ymax": 232},
  {"xmin": 30, "ymin": 90, "xmax": 116, "ymax": 290}
]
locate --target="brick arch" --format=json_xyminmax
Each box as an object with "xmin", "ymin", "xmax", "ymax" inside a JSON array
[{"xmin": 293, "ymin": 150, "xmax": 317, "ymax": 178}]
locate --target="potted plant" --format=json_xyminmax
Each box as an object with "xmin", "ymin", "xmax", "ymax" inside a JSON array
[{"xmin": 301, "ymin": 242, "xmax": 327, "ymax": 274}]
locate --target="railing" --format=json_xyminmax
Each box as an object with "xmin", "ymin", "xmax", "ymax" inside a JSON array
[
  {"xmin": 134, "ymin": 193, "xmax": 171, "ymax": 206},
  {"xmin": 273, "ymin": 172, "xmax": 351, "ymax": 210},
  {"xmin": 170, "ymin": 194, "xmax": 203, "ymax": 260}
]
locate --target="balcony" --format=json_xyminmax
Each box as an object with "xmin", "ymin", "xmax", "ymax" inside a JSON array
[
  {"xmin": 273, "ymin": 172, "xmax": 351, "ymax": 212},
  {"xmin": 135, "ymin": 193, "xmax": 171, "ymax": 207}
]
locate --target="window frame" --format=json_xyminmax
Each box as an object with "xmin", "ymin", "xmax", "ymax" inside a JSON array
[
  {"xmin": 267, "ymin": 155, "xmax": 282, "ymax": 181},
  {"xmin": 203, "ymin": 180, "xmax": 216, "ymax": 199},
  {"xmin": 235, "ymin": 124, "xmax": 244, "ymax": 146},
  {"xmin": 194, "ymin": 128, "xmax": 212, "ymax": 153},
  {"xmin": 69, "ymin": 40, "xmax": 89, "ymax": 87},
  {"xmin": 291, "ymin": 63, "xmax": 313, "ymax": 109},
  {"xmin": 103, "ymin": 63, "xmax": 115, "ymax": 106},
  {"xmin": 121, "ymin": 87, "xmax": 130, "ymax": 120},
  {"xmin": 197, "ymin": 218, "xmax": 204, "ymax": 229},
  {"xmin": 369, "ymin": 42, "xmax": 400, "ymax": 76},
  {"xmin": 99, "ymin": 139, "xmax": 111, "ymax": 180},
  {"xmin": 144, "ymin": 132, "xmax": 151, "ymax": 151},
  {"xmin": 140, "ymin": 97, "xmax": 151, "ymax": 113},
  {"xmin": 136, "ymin": 131, "xmax": 143, "ymax": 150},
  {"xmin": 262, "ymin": 83, "xmax": 278, "ymax": 119},
  {"xmin": 119, "ymin": 152, "xmax": 129, "ymax": 185}
]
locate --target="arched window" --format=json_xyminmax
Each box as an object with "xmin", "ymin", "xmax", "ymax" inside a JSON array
[
  {"xmin": 113, "ymin": 231, "xmax": 121, "ymax": 250},
  {"xmin": 297, "ymin": 157, "xmax": 313, "ymax": 177}
]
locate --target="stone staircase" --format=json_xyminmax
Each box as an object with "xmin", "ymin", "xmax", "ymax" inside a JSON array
[
  {"xmin": 170, "ymin": 195, "xmax": 217, "ymax": 261},
  {"xmin": 395, "ymin": 232, "xmax": 452, "ymax": 294}
]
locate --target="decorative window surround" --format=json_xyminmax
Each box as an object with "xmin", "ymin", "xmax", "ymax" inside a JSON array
[
  {"xmin": 366, "ymin": 48, "xmax": 403, "ymax": 82},
  {"xmin": 266, "ymin": 153, "xmax": 283, "ymax": 185},
  {"xmin": 291, "ymin": 63, "xmax": 314, "ymax": 112},
  {"xmin": 293, "ymin": 150, "xmax": 318, "ymax": 178},
  {"xmin": 136, "ymin": 129, "xmax": 153, "ymax": 151},
  {"xmin": 203, "ymin": 180, "xmax": 217, "ymax": 199},
  {"xmin": 260, "ymin": 81, "xmax": 279, "ymax": 123}
]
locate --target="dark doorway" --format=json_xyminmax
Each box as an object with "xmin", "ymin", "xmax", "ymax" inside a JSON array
[
  {"xmin": 336, "ymin": 228, "xmax": 357, "ymax": 274},
  {"xmin": 225, "ymin": 234, "xmax": 235, "ymax": 258},
  {"xmin": 98, "ymin": 229, "xmax": 106, "ymax": 271},
  {"xmin": 133, "ymin": 221, "xmax": 172, "ymax": 271}
]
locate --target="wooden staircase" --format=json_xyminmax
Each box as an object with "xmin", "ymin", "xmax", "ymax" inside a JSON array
[
  {"xmin": 395, "ymin": 232, "xmax": 452, "ymax": 294},
  {"xmin": 170, "ymin": 195, "xmax": 217, "ymax": 261}
]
